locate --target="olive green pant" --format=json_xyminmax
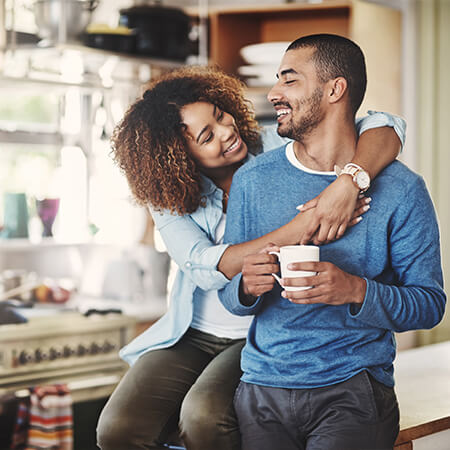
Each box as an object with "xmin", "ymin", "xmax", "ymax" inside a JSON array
[{"xmin": 97, "ymin": 328, "xmax": 245, "ymax": 450}]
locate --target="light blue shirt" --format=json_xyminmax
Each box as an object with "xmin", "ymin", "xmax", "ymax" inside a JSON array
[{"xmin": 120, "ymin": 112, "xmax": 406, "ymax": 366}]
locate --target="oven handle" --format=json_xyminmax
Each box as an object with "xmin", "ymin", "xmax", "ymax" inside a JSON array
[{"xmin": 14, "ymin": 374, "xmax": 121, "ymax": 398}]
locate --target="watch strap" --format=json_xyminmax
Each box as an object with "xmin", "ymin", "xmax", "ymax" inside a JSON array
[{"xmin": 334, "ymin": 163, "xmax": 370, "ymax": 192}]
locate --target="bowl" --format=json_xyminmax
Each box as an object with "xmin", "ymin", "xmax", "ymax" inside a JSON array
[
  {"xmin": 33, "ymin": 0, "xmax": 98, "ymax": 43},
  {"xmin": 240, "ymin": 41, "xmax": 290, "ymax": 65},
  {"xmin": 238, "ymin": 64, "xmax": 279, "ymax": 87}
]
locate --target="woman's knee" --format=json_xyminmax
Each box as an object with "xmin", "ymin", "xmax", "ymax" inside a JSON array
[
  {"xmin": 179, "ymin": 387, "xmax": 237, "ymax": 446},
  {"xmin": 180, "ymin": 390, "xmax": 215, "ymax": 436},
  {"xmin": 97, "ymin": 402, "xmax": 133, "ymax": 449}
]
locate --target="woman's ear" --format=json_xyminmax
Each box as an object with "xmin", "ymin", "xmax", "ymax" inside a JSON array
[{"xmin": 327, "ymin": 77, "xmax": 348, "ymax": 105}]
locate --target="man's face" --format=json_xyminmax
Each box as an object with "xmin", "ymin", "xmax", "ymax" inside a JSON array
[{"xmin": 267, "ymin": 47, "xmax": 325, "ymax": 141}]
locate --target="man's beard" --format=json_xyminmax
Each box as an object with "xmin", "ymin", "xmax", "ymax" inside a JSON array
[{"xmin": 277, "ymin": 87, "xmax": 324, "ymax": 142}]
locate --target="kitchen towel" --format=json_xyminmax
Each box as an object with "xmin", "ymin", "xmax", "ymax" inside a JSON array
[
  {"xmin": 11, "ymin": 384, "xmax": 73, "ymax": 450},
  {"xmin": 10, "ymin": 395, "xmax": 30, "ymax": 449}
]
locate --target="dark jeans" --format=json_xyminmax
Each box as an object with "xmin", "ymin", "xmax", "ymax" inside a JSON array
[
  {"xmin": 96, "ymin": 328, "xmax": 245, "ymax": 450},
  {"xmin": 234, "ymin": 371, "xmax": 399, "ymax": 450}
]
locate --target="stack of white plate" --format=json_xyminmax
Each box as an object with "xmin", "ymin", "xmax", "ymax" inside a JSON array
[{"xmin": 238, "ymin": 41, "xmax": 290, "ymax": 87}]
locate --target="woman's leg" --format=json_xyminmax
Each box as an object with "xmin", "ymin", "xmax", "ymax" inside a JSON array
[
  {"xmin": 179, "ymin": 338, "xmax": 245, "ymax": 450},
  {"xmin": 96, "ymin": 335, "xmax": 213, "ymax": 450}
]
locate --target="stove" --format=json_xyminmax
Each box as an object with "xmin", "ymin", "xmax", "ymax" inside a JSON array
[
  {"xmin": 0, "ymin": 309, "xmax": 136, "ymax": 448},
  {"xmin": 0, "ymin": 310, "xmax": 135, "ymax": 403}
]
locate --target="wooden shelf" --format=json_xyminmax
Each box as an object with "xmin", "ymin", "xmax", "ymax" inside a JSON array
[
  {"xmin": 206, "ymin": 1, "xmax": 350, "ymax": 75},
  {"xmin": 193, "ymin": 0, "xmax": 402, "ymax": 116}
]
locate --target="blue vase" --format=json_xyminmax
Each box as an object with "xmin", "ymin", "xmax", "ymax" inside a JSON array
[{"xmin": 1, "ymin": 192, "xmax": 29, "ymax": 239}]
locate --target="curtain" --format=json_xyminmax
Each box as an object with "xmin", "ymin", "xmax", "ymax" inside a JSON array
[{"xmin": 416, "ymin": 0, "xmax": 450, "ymax": 345}]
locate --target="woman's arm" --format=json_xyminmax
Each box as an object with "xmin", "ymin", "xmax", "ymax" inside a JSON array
[
  {"xmin": 151, "ymin": 208, "xmax": 231, "ymax": 291},
  {"xmin": 296, "ymin": 112, "xmax": 405, "ymax": 244},
  {"xmin": 156, "ymin": 113, "xmax": 406, "ymax": 284},
  {"xmin": 352, "ymin": 127, "xmax": 402, "ymax": 179},
  {"xmin": 217, "ymin": 113, "xmax": 406, "ymax": 279},
  {"xmin": 217, "ymin": 200, "xmax": 367, "ymax": 280},
  {"xmin": 151, "ymin": 196, "xmax": 364, "ymax": 290}
]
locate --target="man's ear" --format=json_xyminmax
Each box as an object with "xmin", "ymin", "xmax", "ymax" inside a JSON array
[{"xmin": 327, "ymin": 77, "xmax": 347, "ymax": 104}]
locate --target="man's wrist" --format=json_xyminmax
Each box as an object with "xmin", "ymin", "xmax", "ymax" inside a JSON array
[
  {"xmin": 353, "ymin": 276, "xmax": 367, "ymax": 304},
  {"xmin": 239, "ymin": 279, "xmax": 258, "ymax": 306}
]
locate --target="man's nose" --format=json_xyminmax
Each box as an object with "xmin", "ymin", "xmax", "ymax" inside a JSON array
[{"xmin": 267, "ymin": 82, "xmax": 281, "ymax": 103}]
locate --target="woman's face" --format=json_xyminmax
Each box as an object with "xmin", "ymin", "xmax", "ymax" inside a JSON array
[{"xmin": 180, "ymin": 102, "xmax": 248, "ymax": 174}]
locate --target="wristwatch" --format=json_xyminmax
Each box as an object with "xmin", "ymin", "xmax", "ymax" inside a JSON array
[{"xmin": 335, "ymin": 163, "xmax": 371, "ymax": 193}]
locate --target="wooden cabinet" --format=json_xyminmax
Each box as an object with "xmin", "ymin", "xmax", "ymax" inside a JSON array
[{"xmin": 197, "ymin": 1, "xmax": 402, "ymax": 116}]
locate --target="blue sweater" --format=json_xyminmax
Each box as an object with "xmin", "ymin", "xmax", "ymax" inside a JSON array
[{"xmin": 219, "ymin": 144, "xmax": 446, "ymax": 389}]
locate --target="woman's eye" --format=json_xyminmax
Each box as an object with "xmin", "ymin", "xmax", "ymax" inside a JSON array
[
  {"xmin": 203, "ymin": 133, "xmax": 213, "ymax": 144},
  {"xmin": 217, "ymin": 110, "xmax": 224, "ymax": 121},
  {"xmin": 285, "ymin": 80, "xmax": 295, "ymax": 85}
]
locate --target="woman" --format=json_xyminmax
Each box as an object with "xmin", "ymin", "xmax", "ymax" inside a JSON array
[{"xmin": 97, "ymin": 66, "xmax": 405, "ymax": 450}]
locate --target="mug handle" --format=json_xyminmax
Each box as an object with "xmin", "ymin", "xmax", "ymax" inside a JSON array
[{"xmin": 268, "ymin": 251, "xmax": 283, "ymax": 287}]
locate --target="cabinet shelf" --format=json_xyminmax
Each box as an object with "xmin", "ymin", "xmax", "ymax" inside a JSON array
[
  {"xmin": 1, "ymin": 41, "xmax": 187, "ymax": 93},
  {"xmin": 4, "ymin": 40, "xmax": 186, "ymax": 69},
  {"xmin": 55, "ymin": 43, "xmax": 186, "ymax": 70},
  {"xmin": 0, "ymin": 238, "xmax": 88, "ymax": 252},
  {"xmin": 0, "ymin": 127, "xmax": 63, "ymax": 146},
  {"xmin": 191, "ymin": 0, "xmax": 402, "ymax": 117}
]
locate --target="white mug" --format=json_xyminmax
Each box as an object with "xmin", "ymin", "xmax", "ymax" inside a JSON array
[{"xmin": 269, "ymin": 245, "xmax": 319, "ymax": 291}]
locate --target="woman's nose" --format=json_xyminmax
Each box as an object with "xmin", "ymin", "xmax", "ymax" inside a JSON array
[{"xmin": 218, "ymin": 123, "xmax": 234, "ymax": 142}]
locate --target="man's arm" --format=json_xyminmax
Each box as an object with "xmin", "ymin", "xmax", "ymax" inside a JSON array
[
  {"xmin": 352, "ymin": 176, "xmax": 445, "ymax": 331},
  {"xmin": 280, "ymin": 177, "xmax": 446, "ymax": 332}
]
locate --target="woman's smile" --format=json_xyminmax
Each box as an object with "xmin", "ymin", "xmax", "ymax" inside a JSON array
[{"xmin": 224, "ymin": 136, "xmax": 243, "ymax": 155}]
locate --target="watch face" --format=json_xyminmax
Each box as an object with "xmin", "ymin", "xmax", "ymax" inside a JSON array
[{"xmin": 356, "ymin": 171, "xmax": 370, "ymax": 190}]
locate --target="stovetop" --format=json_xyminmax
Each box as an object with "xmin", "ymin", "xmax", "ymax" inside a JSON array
[{"xmin": 0, "ymin": 310, "xmax": 135, "ymax": 385}]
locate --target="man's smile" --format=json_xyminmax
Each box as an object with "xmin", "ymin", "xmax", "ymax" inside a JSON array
[{"xmin": 274, "ymin": 103, "xmax": 292, "ymax": 123}]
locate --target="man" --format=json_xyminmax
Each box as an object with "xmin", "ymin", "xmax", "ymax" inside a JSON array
[{"xmin": 219, "ymin": 34, "xmax": 446, "ymax": 450}]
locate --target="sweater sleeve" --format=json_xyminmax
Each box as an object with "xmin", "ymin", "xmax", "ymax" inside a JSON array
[
  {"xmin": 150, "ymin": 207, "xmax": 230, "ymax": 291},
  {"xmin": 349, "ymin": 177, "xmax": 446, "ymax": 331},
  {"xmin": 219, "ymin": 168, "xmax": 265, "ymax": 316}
]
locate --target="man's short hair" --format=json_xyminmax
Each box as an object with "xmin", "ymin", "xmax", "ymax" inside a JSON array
[{"xmin": 287, "ymin": 34, "xmax": 367, "ymax": 115}]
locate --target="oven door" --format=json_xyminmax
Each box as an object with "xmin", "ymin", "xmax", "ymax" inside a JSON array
[{"xmin": 0, "ymin": 368, "xmax": 125, "ymax": 450}]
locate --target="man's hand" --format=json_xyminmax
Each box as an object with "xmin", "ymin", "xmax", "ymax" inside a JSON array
[
  {"xmin": 280, "ymin": 261, "xmax": 366, "ymax": 305},
  {"xmin": 298, "ymin": 175, "xmax": 371, "ymax": 245},
  {"xmin": 240, "ymin": 244, "xmax": 279, "ymax": 303}
]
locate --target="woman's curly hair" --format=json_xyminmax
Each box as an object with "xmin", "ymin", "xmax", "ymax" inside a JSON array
[{"xmin": 111, "ymin": 66, "xmax": 261, "ymax": 215}]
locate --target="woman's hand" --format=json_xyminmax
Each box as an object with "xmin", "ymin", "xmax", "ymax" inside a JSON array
[
  {"xmin": 221, "ymin": 175, "xmax": 370, "ymax": 279},
  {"xmin": 297, "ymin": 175, "xmax": 371, "ymax": 245}
]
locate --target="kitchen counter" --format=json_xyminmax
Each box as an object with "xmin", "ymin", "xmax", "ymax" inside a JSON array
[
  {"xmin": 71, "ymin": 295, "xmax": 167, "ymax": 323},
  {"xmin": 394, "ymin": 340, "xmax": 450, "ymax": 449}
]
